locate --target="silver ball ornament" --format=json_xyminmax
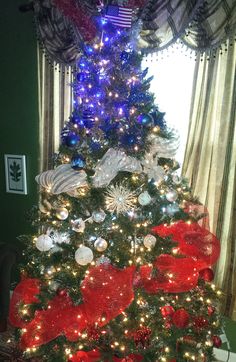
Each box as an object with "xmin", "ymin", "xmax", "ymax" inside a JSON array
[
  {"xmin": 166, "ymin": 190, "xmax": 178, "ymax": 202},
  {"xmin": 36, "ymin": 234, "xmax": 53, "ymax": 251},
  {"xmin": 166, "ymin": 203, "xmax": 179, "ymax": 216},
  {"xmin": 55, "ymin": 207, "xmax": 69, "ymax": 220},
  {"xmin": 172, "ymin": 173, "xmax": 182, "ymax": 184},
  {"xmin": 75, "ymin": 246, "xmax": 93, "ymax": 265},
  {"xmin": 92, "ymin": 209, "xmax": 106, "ymax": 223},
  {"xmin": 143, "ymin": 234, "xmax": 157, "ymax": 248},
  {"xmin": 72, "ymin": 218, "xmax": 85, "ymax": 233},
  {"xmin": 138, "ymin": 191, "xmax": 152, "ymax": 206},
  {"xmin": 94, "ymin": 237, "xmax": 108, "ymax": 252}
]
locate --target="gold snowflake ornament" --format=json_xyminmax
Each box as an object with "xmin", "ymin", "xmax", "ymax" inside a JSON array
[{"xmin": 105, "ymin": 184, "xmax": 137, "ymax": 215}]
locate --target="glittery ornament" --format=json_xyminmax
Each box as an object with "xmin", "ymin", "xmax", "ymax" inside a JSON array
[
  {"xmin": 172, "ymin": 308, "xmax": 190, "ymax": 328},
  {"xmin": 137, "ymin": 113, "xmax": 153, "ymax": 126},
  {"xmin": 212, "ymin": 335, "xmax": 222, "ymax": 348},
  {"xmin": 75, "ymin": 246, "xmax": 93, "ymax": 265},
  {"xmin": 134, "ymin": 326, "xmax": 151, "ymax": 347},
  {"xmin": 96, "ymin": 256, "xmax": 111, "ymax": 265},
  {"xmin": 94, "ymin": 237, "xmax": 108, "ymax": 252},
  {"xmin": 143, "ymin": 234, "xmax": 156, "ymax": 248},
  {"xmin": 55, "ymin": 208, "xmax": 69, "ymax": 220},
  {"xmin": 138, "ymin": 191, "xmax": 152, "ymax": 206},
  {"xmin": 92, "ymin": 210, "xmax": 106, "ymax": 223},
  {"xmin": 166, "ymin": 190, "xmax": 178, "ymax": 202},
  {"xmin": 105, "ymin": 184, "xmax": 137, "ymax": 214},
  {"xmin": 71, "ymin": 154, "xmax": 86, "ymax": 170},
  {"xmin": 36, "ymin": 234, "xmax": 53, "ymax": 252},
  {"xmin": 72, "ymin": 218, "xmax": 86, "ymax": 233},
  {"xmin": 193, "ymin": 316, "xmax": 209, "ymax": 331},
  {"xmin": 160, "ymin": 305, "xmax": 175, "ymax": 317},
  {"xmin": 199, "ymin": 268, "xmax": 214, "ymax": 282}
]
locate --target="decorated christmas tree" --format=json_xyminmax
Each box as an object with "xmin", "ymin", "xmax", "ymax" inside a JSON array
[{"xmin": 10, "ymin": 7, "xmax": 223, "ymax": 362}]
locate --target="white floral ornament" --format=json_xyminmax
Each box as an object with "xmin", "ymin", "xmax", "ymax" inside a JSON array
[
  {"xmin": 35, "ymin": 164, "xmax": 87, "ymax": 195},
  {"xmin": 105, "ymin": 184, "xmax": 137, "ymax": 215},
  {"xmin": 47, "ymin": 229, "xmax": 71, "ymax": 244}
]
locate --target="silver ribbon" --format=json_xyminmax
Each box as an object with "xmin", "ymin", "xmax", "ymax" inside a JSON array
[
  {"xmin": 92, "ymin": 148, "xmax": 142, "ymax": 187},
  {"xmin": 35, "ymin": 164, "xmax": 87, "ymax": 194}
]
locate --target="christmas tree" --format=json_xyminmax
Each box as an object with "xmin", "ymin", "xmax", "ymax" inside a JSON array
[{"xmin": 10, "ymin": 11, "xmax": 223, "ymax": 362}]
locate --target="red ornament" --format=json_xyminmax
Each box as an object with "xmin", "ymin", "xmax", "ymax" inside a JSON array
[
  {"xmin": 212, "ymin": 335, "xmax": 222, "ymax": 348},
  {"xmin": 160, "ymin": 305, "xmax": 175, "ymax": 317},
  {"xmin": 133, "ymin": 327, "xmax": 152, "ymax": 347},
  {"xmin": 56, "ymin": 288, "xmax": 68, "ymax": 297},
  {"xmin": 193, "ymin": 316, "xmax": 209, "ymax": 331},
  {"xmin": 207, "ymin": 305, "xmax": 215, "ymax": 315},
  {"xmin": 172, "ymin": 308, "xmax": 190, "ymax": 328},
  {"xmin": 199, "ymin": 268, "xmax": 214, "ymax": 282}
]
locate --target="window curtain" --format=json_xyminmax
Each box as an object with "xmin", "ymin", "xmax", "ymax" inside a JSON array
[
  {"xmin": 37, "ymin": 46, "xmax": 73, "ymax": 172},
  {"xmin": 182, "ymin": 40, "xmax": 236, "ymax": 319}
]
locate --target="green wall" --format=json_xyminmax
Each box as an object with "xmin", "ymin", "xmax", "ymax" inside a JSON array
[{"xmin": 0, "ymin": 1, "xmax": 39, "ymax": 249}]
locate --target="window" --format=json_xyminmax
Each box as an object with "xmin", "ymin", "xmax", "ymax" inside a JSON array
[{"xmin": 143, "ymin": 44, "xmax": 195, "ymax": 167}]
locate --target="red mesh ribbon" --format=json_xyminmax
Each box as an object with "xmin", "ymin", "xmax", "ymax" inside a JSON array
[
  {"xmin": 53, "ymin": 0, "xmax": 97, "ymax": 41},
  {"xmin": 152, "ymin": 221, "xmax": 220, "ymax": 267},
  {"xmin": 20, "ymin": 293, "xmax": 83, "ymax": 349},
  {"xmin": 139, "ymin": 255, "xmax": 200, "ymax": 293},
  {"xmin": 69, "ymin": 350, "xmax": 101, "ymax": 362},
  {"xmin": 9, "ymin": 278, "xmax": 41, "ymax": 328},
  {"xmin": 81, "ymin": 264, "xmax": 135, "ymax": 326},
  {"xmin": 11, "ymin": 265, "xmax": 135, "ymax": 349}
]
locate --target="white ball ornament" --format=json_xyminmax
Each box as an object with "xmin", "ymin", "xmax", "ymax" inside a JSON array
[
  {"xmin": 143, "ymin": 234, "xmax": 157, "ymax": 248},
  {"xmin": 138, "ymin": 191, "xmax": 152, "ymax": 206},
  {"xmin": 94, "ymin": 237, "xmax": 108, "ymax": 252},
  {"xmin": 55, "ymin": 207, "xmax": 69, "ymax": 220},
  {"xmin": 36, "ymin": 234, "xmax": 53, "ymax": 251},
  {"xmin": 72, "ymin": 218, "xmax": 85, "ymax": 233},
  {"xmin": 166, "ymin": 190, "xmax": 178, "ymax": 202},
  {"xmin": 92, "ymin": 209, "xmax": 106, "ymax": 223},
  {"xmin": 75, "ymin": 246, "xmax": 93, "ymax": 265}
]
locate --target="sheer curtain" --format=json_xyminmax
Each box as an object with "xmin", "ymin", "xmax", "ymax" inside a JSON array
[
  {"xmin": 182, "ymin": 40, "xmax": 236, "ymax": 319},
  {"xmin": 37, "ymin": 46, "xmax": 73, "ymax": 172}
]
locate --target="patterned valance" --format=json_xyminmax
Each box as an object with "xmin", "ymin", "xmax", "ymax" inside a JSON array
[{"xmin": 33, "ymin": 0, "xmax": 236, "ymax": 65}]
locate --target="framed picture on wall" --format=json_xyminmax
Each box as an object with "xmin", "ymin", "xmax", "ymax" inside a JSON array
[{"xmin": 4, "ymin": 154, "xmax": 27, "ymax": 195}]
